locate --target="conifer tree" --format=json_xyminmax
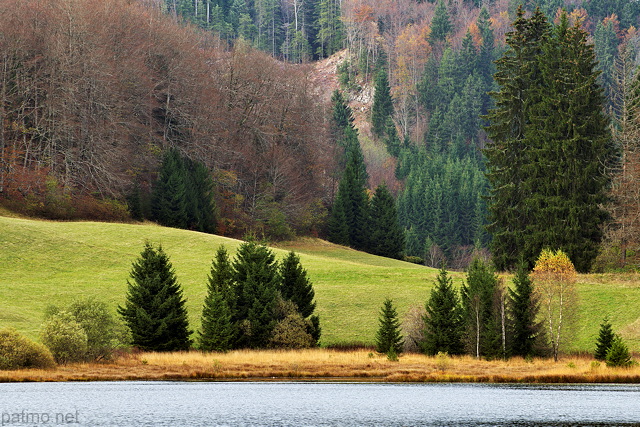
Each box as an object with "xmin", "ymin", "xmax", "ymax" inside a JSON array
[
  {"xmin": 368, "ymin": 184, "xmax": 404, "ymax": 259},
  {"xmin": 375, "ymin": 298, "xmax": 404, "ymax": 356},
  {"xmin": 231, "ymin": 241, "xmax": 280, "ymax": 348},
  {"xmin": 200, "ymin": 246, "xmax": 236, "ymax": 351},
  {"xmin": 430, "ymin": 0, "xmax": 452, "ymax": 44},
  {"xmin": 118, "ymin": 243, "xmax": 192, "ymax": 351},
  {"xmin": 422, "ymin": 266, "xmax": 464, "ymax": 355},
  {"xmin": 461, "ymin": 258, "xmax": 500, "ymax": 359},
  {"xmin": 485, "ymin": 8, "xmax": 613, "ymax": 272},
  {"xmin": 371, "ymin": 69, "xmax": 394, "ymax": 138},
  {"xmin": 279, "ymin": 251, "xmax": 316, "ymax": 318},
  {"xmin": 605, "ymin": 335, "xmax": 633, "ymax": 367},
  {"xmin": 507, "ymin": 263, "xmax": 543, "ymax": 358},
  {"xmin": 152, "ymin": 148, "xmax": 188, "ymax": 229},
  {"xmin": 594, "ymin": 317, "xmax": 615, "ymax": 361}
]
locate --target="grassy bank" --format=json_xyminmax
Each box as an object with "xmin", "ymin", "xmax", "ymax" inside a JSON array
[
  {"xmin": 1, "ymin": 349, "xmax": 640, "ymax": 383},
  {"xmin": 1, "ymin": 215, "xmax": 640, "ymax": 351}
]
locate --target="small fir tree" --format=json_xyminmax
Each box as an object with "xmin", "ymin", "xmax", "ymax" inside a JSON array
[
  {"xmin": 422, "ymin": 266, "xmax": 464, "ymax": 355},
  {"xmin": 118, "ymin": 242, "xmax": 192, "ymax": 351},
  {"xmin": 279, "ymin": 251, "xmax": 316, "ymax": 318},
  {"xmin": 594, "ymin": 317, "xmax": 615, "ymax": 361},
  {"xmin": 375, "ymin": 298, "xmax": 404, "ymax": 356},
  {"xmin": 606, "ymin": 335, "xmax": 633, "ymax": 367}
]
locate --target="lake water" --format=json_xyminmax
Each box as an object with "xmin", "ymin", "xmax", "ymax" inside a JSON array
[{"xmin": 0, "ymin": 381, "xmax": 639, "ymax": 426}]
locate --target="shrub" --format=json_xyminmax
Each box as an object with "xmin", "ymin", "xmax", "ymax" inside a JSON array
[
  {"xmin": 269, "ymin": 313, "xmax": 315, "ymax": 349},
  {"xmin": 0, "ymin": 329, "xmax": 55, "ymax": 370},
  {"xmin": 46, "ymin": 298, "xmax": 129, "ymax": 361},
  {"xmin": 40, "ymin": 311, "xmax": 88, "ymax": 364}
]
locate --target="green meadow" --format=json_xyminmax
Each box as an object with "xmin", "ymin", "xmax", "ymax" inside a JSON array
[{"xmin": 1, "ymin": 215, "xmax": 639, "ymax": 352}]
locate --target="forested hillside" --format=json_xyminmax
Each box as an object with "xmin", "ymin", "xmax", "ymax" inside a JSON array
[
  {"xmin": 3, "ymin": 0, "xmax": 640, "ymax": 271},
  {"xmin": 0, "ymin": 0, "xmax": 334, "ymax": 238}
]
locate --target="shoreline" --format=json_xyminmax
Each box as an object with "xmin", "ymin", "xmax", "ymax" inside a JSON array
[{"xmin": 1, "ymin": 349, "xmax": 639, "ymax": 384}]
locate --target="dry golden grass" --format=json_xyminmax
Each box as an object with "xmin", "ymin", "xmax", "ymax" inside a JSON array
[{"xmin": 1, "ymin": 349, "xmax": 640, "ymax": 383}]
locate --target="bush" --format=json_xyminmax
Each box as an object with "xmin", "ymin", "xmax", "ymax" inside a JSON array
[
  {"xmin": 269, "ymin": 313, "xmax": 315, "ymax": 349},
  {"xmin": 40, "ymin": 311, "xmax": 88, "ymax": 364},
  {"xmin": 46, "ymin": 298, "xmax": 129, "ymax": 361},
  {"xmin": 0, "ymin": 329, "xmax": 55, "ymax": 370}
]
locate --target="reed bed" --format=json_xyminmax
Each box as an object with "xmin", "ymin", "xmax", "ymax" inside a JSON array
[{"xmin": 1, "ymin": 349, "xmax": 639, "ymax": 383}]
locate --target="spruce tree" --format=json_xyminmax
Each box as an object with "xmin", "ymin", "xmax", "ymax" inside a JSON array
[
  {"xmin": 485, "ymin": 8, "xmax": 614, "ymax": 272},
  {"xmin": 605, "ymin": 335, "xmax": 633, "ymax": 367},
  {"xmin": 461, "ymin": 258, "xmax": 500, "ymax": 359},
  {"xmin": 507, "ymin": 263, "xmax": 542, "ymax": 358},
  {"xmin": 422, "ymin": 266, "xmax": 464, "ymax": 355},
  {"xmin": 200, "ymin": 246, "xmax": 236, "ymax": 351},
  {"xmin": 594, "ymin": 317, "xmax": 615, "ymax": 361},
  {"xmin": 279, "ymin": 251, "xmax": 316, "ymax": 318},
  {"xmin": 371, "ymin": 69, "xmax": 394, "ymax": 138},
  {"xmin": 368, "ymin": 184, "xmax": 404, "ymax": 259},
  {"xmin": 118, "ymin": 242, "xmax": 192, "ymax": 351},
  {"xmin": 375, "ymin": 298, "xmax": 404, "ymax": 356},
  {"xmin": 231, "ymin": 241, "xmax": 280, "ymax": 348},
  {"xmin": 429, "ymin": 0, "xmax": 452, "ymax": 44},
  {"xmin": 151, "ymin": 149, "xmax": 188, "ymax": 229}
]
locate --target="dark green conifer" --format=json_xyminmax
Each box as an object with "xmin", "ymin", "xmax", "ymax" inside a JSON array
[
  {"xmin": 606, "ymin": 335, "xmax": 633, "ymax": 367},
  {"xmin": 200, "ymin": 246, "xmax": 236, "ymax": 351},
  {"xmin": 118, "ymin": 242, "xmax": 192, "ymax": 351},
  {"xmin": 375, "ymin": 298, "xmax": 404, "ymax": 355},
  {"xmin": 152, "ymin": 149, "xmax": 188, "ymax": 229},
  {"xmin": 368, "ymin": 184, "xmax": 404, "ymax": 259},
  {"xmin": 595, "ymin": 317, "xmax": 616, "ymax": 361},
  {"xmin": 507, "ymin": 263, "xmax": 543, "ymax": 358},
  {"xmin": 422, "ymin": 266, "xmax": 464, "ymax": 355},
  {"xmin": 371, "ymin": 69, "xmax": 394, "ymax": 138}
]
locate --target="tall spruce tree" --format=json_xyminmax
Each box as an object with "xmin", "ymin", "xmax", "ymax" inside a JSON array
[
  {"xmin": 484, "ymin": 8, "xmax": 613, "ymax": 272},
  {"xmin": 152, "ymin": 148, "xmax": 189, "ymax": 229},
  {"xmin": 118, "ymin": 243, "xmax": 192, "ymax": 351},
  {"xmin": 422, "ymin": 266, "xmax": 464, "ymax": 355},
  {"xmin": 507, "ymin": 263, "xmax": 542, "ymax": 358},
  {"xmin": 375, "ymin": 298, "xmax": 404, "ymax": 356},
  {"xmin": 368, "ymin": 184, "xmax": 404, "ymax": 259}
]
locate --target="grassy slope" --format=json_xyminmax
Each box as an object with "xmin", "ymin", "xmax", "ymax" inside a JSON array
[{"xmin": 1, "ymin": 216, "xmax": 639, "ymax": 351}]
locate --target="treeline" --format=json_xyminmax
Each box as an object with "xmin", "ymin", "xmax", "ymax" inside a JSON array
[
  {"xmin": 157, "ymin": 0, "xmax": 344, "ymax": 62},
  {"xmin": 0, "ymin": 0, "xmax": 333, "ymax": 239}
]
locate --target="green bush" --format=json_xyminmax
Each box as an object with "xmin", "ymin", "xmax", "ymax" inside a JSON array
[
  {"xmin": 46, "ymin": 298, "xmax": 129, "ymax": 361},
  {"xmin": 269, "ymin": 313, "xmax": 315, "ymax": 349},
  {"xmin": 0, "ymin": 328, "xmax": 55, "ymax": 370},
  {"xmin": 40, "ymin": 311, "xmax": 88, "ymax": 364}
]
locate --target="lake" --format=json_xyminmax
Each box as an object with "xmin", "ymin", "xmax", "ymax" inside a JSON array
[{"xmin": 0, "ymin": 381, "xmax": 639, "ymax": 426}]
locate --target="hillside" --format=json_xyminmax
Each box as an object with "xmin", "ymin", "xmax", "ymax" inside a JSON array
[{"xmin": 1, "ymin": 215, "xmax": 639, "ymax": 352}]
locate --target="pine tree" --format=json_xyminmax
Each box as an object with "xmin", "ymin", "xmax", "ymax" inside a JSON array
[
  {"xmin": 507, "ymin": 263, "xmax": 542, "ymax": 358},
  {"xmin": 484, "ymin": 8, "xmax": 613, "ymax": 272},
  {"xmin": 279, "ymin": 251, "xmax": 316, "ymax": 318},
  {"xmin": 594, "ymin": 317, "xmax": 615, "ymax": 361},
  {"xmin": 375, "ymin": 298, "xmax": 404, "ymax": 355},
  {"xmin": 118, "ymin": 243, "xmax": 192, "ymax": 351},
  {"xmin": 371, "ymin": 69, "xmax": 394, "ymax": 138},
  {"xmin": 606, "ymin": 335, "xmax": 633, "ymax": 367},
  {"xmin": 422, "ymin": 266, "xmax": 464, "ymax": 355},
  {"xmin": 368, "ymin": 184, "xmax": 405, "ymax": 259},
  {"xmin": 200, "ymin": 246, "xmax": 236, "ymax": 351},
  {"xmin": 152, "ymin": 148, "xmax": 188, "ymax": 229},
  {"xmin": 430, "ymin": 0, "xmax": 452, "ymax": 45},
  {"xmin": 231, "ymin": 241, "xmax": 279, "ymax": 348},
  {"xmin": 461, "ymin": 258, "xmax": 500, "ymax": 359}
]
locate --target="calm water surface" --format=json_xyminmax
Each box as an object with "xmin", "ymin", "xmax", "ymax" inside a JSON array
[{"xmin": 1, "ymin": 381, "xmax": 639, "ymax": 426}]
